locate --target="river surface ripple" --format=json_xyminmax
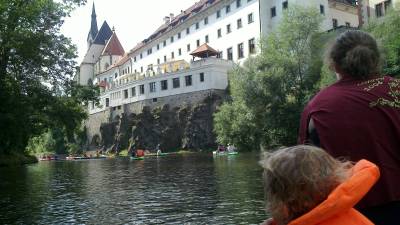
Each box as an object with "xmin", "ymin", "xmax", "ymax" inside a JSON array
[{"xmin": 0, "ymin": 153, "xmax": 267, "ymax": 224}]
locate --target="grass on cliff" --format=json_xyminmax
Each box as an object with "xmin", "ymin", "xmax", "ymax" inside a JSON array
[{"xmin": 0, "ymin": 152, "xmax": 38, "ymax": 167}]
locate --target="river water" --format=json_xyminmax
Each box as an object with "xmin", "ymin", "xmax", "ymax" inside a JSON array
[{"xmin": 0, "ymin": 153, "xmax": 268, "ymax": 224}]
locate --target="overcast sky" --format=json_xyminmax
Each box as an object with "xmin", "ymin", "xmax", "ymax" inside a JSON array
[{"xmin": 61, "ymin": 0, "xmax": 198, "ymax": 63}]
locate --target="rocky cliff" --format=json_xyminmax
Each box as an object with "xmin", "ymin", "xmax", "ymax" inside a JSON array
[{"xmin": 96, "ymin": 93, "xmax": 226, "ymax": 153}]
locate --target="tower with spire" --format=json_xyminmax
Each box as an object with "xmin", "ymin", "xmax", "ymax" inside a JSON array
[
  {"xmin": 76, "ymin": 2, "xmax": 125, "ymax": 86},
  {"xmin": 87, "ymin": 2, "xmax": 98, "ymax": 49}
]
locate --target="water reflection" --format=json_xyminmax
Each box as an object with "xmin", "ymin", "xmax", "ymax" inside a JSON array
[{"xmin": 0, "ymin": 153, "xmax": 267, "ymax": 224}]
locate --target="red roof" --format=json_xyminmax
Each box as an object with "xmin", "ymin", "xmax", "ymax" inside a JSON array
[
  {"xmin": 102, "ymin": 31, "xmax": 125, "ymax": 56},
  {"xmin": 190, "ymin": 43, "xmax": 218, "ymax": 58},
  {"xmin": 128, "ymin": 0, "xmax": 221, "ymax": 55}
]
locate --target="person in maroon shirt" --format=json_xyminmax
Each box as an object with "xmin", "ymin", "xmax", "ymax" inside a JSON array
[{"xmin": 299, "ymin": 30, "xmax": 400, "ymax": 225}]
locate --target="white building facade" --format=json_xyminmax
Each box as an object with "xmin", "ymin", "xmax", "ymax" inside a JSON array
[
  {"xmin": 359, "ymin": 0, "xmax": 399, "ymax": 26},
  {"xmin": 79, "ymin": 0, "xmax": 359, "ymax": 115}
]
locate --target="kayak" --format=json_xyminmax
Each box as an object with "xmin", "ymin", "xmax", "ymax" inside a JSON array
[
  {"xmin": 66, "ymin": 156, "xmax": 107, "ymax": 160},
  {"xmin": 130, "ymin": 156, "xmax": 144, "ymax": 160},
  {"xmin": 145, "ymin": 153, "xmax": 169, "ymax": 157},
  {"xmin": 213, "ymin": 151, "xmax": 239, "ymax": 156}
]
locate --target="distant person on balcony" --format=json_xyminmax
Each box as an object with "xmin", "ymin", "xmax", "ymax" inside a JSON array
[
  {"xmin": 260, "ymin": 145, "xmax": 379, "ymax": 225},
  {"xmin": 299, "ymin": 30, "xmax": 400, "ymax": 224}
]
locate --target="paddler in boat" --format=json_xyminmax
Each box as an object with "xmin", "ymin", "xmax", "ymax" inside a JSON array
[
  {"xmin": 156, "ymin": 144, "xmax": 162, "ymax": 156},
  {"xmin": 136, "ymin": 149, "xmax": 145, "ymax": 158},
  {"xmin": 128, "ymin": 143, "xmax": 136, "ymax": 158}
]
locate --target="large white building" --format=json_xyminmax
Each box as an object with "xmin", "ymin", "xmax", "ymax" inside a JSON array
[
  {"xmin": 359, "ymin": 0, "xmax": 399, "ymax": 26},
  {"xmin": 78, "ymin": 0, "xmax": 359, "ymax": 115}
]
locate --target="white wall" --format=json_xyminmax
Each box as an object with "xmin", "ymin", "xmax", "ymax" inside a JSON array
[
  {"xmin": 259, "ymin": 0, "xmax": 359, "ymax": 35},
  {"xmin": 89, "ymin": 58, "xmax": 232, "ymax": 114}
]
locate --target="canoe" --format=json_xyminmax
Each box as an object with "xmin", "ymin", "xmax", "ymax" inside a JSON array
[
  {"xmin": 213, "ymin": 151, "xmax": 238, "ymax": 156},
  {"xmin": 130, "ymin": 156, "xmax": 144, "ymax": 160},
  {"xmin": 66, "ymin": 156, "xmax": 107, "ymax": 160}
]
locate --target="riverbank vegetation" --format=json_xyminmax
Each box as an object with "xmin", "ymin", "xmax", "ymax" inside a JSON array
[
  {"xmin": 214, "ymin": 6, "xmax": 400, "ymax": 151},
  {"xmin": 0, "ymin": 0, "xmax": 98, "ymax": 166}
]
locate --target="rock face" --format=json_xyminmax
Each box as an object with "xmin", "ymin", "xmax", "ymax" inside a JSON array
[{"xmin": 97, "ymin": 93, "xmax": 225, "ymax": 153}]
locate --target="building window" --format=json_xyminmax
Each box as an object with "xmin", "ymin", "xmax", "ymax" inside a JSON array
[
  {"xmin": 163, "ymin": 40, "xmax": 166, "ymax": 47},
  {"xmin": 248, "ymin": 13, "xmax": 254, "ymax": 23},
  {"xmin": 217, "ymin": 10, "xmax": 221, "ymax": 18},
  {"xmin": 140, "ymin": 53, "xmax": 143, "ymax": 59},
  {"xmin": 186, "ymin": 27, "xmax": 190, "ymax": 34},
  {"xmin": 164, "ymin": 55, "xmax": 167, "ymax": 63},
  {"xmin": 197, "ymin": 39, "xmax": 200, "ymax": 47},
  {"xmin": 139, "ymin": 84, "xmax": 145, "ymax": 94},
  {"xmin": 238, "ymin": 43, "xmax": 244, "ymax": 59},
  {"xmin": 283, "ymin": 1, "xmax": 288, "ymax": 9},
  {"xmin": 171, "ymin": 52, "xmax": 175, "ymax": 59},
  {"xmin": 147, "ymin": 48, "xmax": 152, "ymax": 55},
  {"xmin": 187, "ymin": 44, "xmax": 191, "ymax": 52},
  {"xmin": 375, "ymin": 3, "xmax": 383, "ymax": 17},
  {"xmin": 149, "ymin": 82, "xmax": 156, "ymax": 93},
  {"xmin": 178, "ymin": 32, "xmax": 181, "ymax": 39},
  {"xmin": 217, "ymin": 28, "xmax": 222, "ymax": 38},
  {"xmin": 173, "ymin": 77, "xmax": 180, "ymax": 88},
  {"xmin": 227, "ymin": 47, "xmax": 233, "ymax": 60},
  {"xmin": 157, "ymin": 58, "xmax": 160, "ymax": 65},
  {"xmin": 236, "ymin": 0, "xmax": 241, "ymax": 8},
  {"xmin": 384, "ymin": 0, "xmax": 392, "ymax": 12},
  {"xmin": 124, "ymin": 89, "xmax": 128, "ymax": 99},
  {"xmin": 196, "ymin": 22, "xmax": 200, "ymax": 30},
  {"xmin": 178, "ymin": 48, "xmax": 182, "ymax": 56},
  {"xmin": 131, "ymin": 87, "xmax": 136, "ymax": 97},
  {"xmin": 105, "ymin": 98, "xmax": 109, "ymax": 107},
  {"xmin": 226, "ymin": 5, "xmax": 231, "ymax": 13},
  {"xmin": 141, "ymin": 66, "xmax": 143, "ymax": 73},
  {"xmin": 249, "ymin": 38, "xmax": 255, "ymax": 54},
  {"xmin": 152, "ymin": 98, "xmax": 157, "ymax": 102},
  {"xmin": 320, "ymin": 5, "xmax": 325, "ymax": 15},
  {"xmin": 200, "ymin": 72, "xmax": 205, "ymax": 82},
  {"xmin": 218, "ymin": 51, "xmax": 223, "ymax": 59},
  {"xmin": 170, "ymin": 36, "xmax": 174, "ymax": 43},
  {"xmin": 204, "ymin": 17, "xmax": 208, "ymax": 25},
  {"xmin": 237, "ymin": 18, "xmax": 242, "ymax": 29},
  {"xmin": 332, "ymin": 18, "xmax": 338, "ymax": 28},
  {"xmin": 227, "ymin": 24, "xmax": 231, "ymax": 34},
  {"xmin": 185, "ymin": 75, "xmax": 192, "ymax": 86},
  {"xmin": 161, "ymin": 80, "xmax": 168, "ymax": 90},
  {"xmin": 157, "ymin": 44, "xmax": 160, "ymax": 50},
  {"xmin": 271, "ymin": 7, "xmax": 276, "ymax": 18},
  {"xmin": 134, "ymin": 56, "xmax": 136, "ymax": 62},
  {"xmin": 205, "ymin": 35, "xmax": 209, "ymax": 43},
  {"xmin": 345, "ymin": 22, "xmax": 351, "ymax": 27}
]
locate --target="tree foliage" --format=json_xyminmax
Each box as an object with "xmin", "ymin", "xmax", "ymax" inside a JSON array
[
  {"xmin": 364, "ymin": 9, "xmax": 400, "ymax": 77},
  {"xmin": 214, "ymin": 6, "xmax": 325, "ymax": 150},
  {"xmin": 0, "ymin": 0, "xmax": 99, "ymax": 155}
]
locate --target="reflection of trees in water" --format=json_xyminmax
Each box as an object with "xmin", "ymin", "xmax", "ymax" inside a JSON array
[
  {"xmin": 213, "ymin": 153, "xmax": 267, "ymax": 224},
  {"xmin": 0, "ymin": 161, "xmax": 91, "ymax": 224},
  {"xmin": 0, "ymin": 154, "xmax": 267, "ymax": 224}
]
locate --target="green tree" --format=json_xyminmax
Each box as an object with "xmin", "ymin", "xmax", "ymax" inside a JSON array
[
  {"xmin": 0, "ymin": 0, "xmax": 98, "ymax": 157},
  {"xmin": 214, "ymin": 6, "xmax": 324, "ymax": 150},
  {"xmin": 365, "ymin": 10, "xmax": 400, "ymax": 77}
]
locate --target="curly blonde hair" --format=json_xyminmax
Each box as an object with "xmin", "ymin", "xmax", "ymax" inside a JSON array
[{"xmin": 259, "ymin": 145, "xmax": 352, "ymax": 225}]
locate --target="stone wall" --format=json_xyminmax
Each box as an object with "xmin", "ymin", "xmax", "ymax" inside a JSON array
[{"xmin": 85, "ymin": 89, "xmax": 227, "ymax": 151}]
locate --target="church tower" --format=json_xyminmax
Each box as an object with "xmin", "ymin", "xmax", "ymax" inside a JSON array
[{"xmin": 87, "ymin": 2, "xmax": 98, "ymax": 49}]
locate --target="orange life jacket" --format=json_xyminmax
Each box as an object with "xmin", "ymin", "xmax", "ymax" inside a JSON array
[{"xmin": 287, "ymin": 159, "xmax": 380, "ymax": 225}]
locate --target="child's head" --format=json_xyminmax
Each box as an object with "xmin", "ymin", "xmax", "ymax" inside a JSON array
[{"xmin": 260, "ymin": 145, "xmax": 352, "ymax": 225}]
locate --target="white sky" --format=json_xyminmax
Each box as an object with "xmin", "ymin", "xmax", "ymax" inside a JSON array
[{"xmin": 61, "ymin": 0, "xmax": 198, "ymax": 63}]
